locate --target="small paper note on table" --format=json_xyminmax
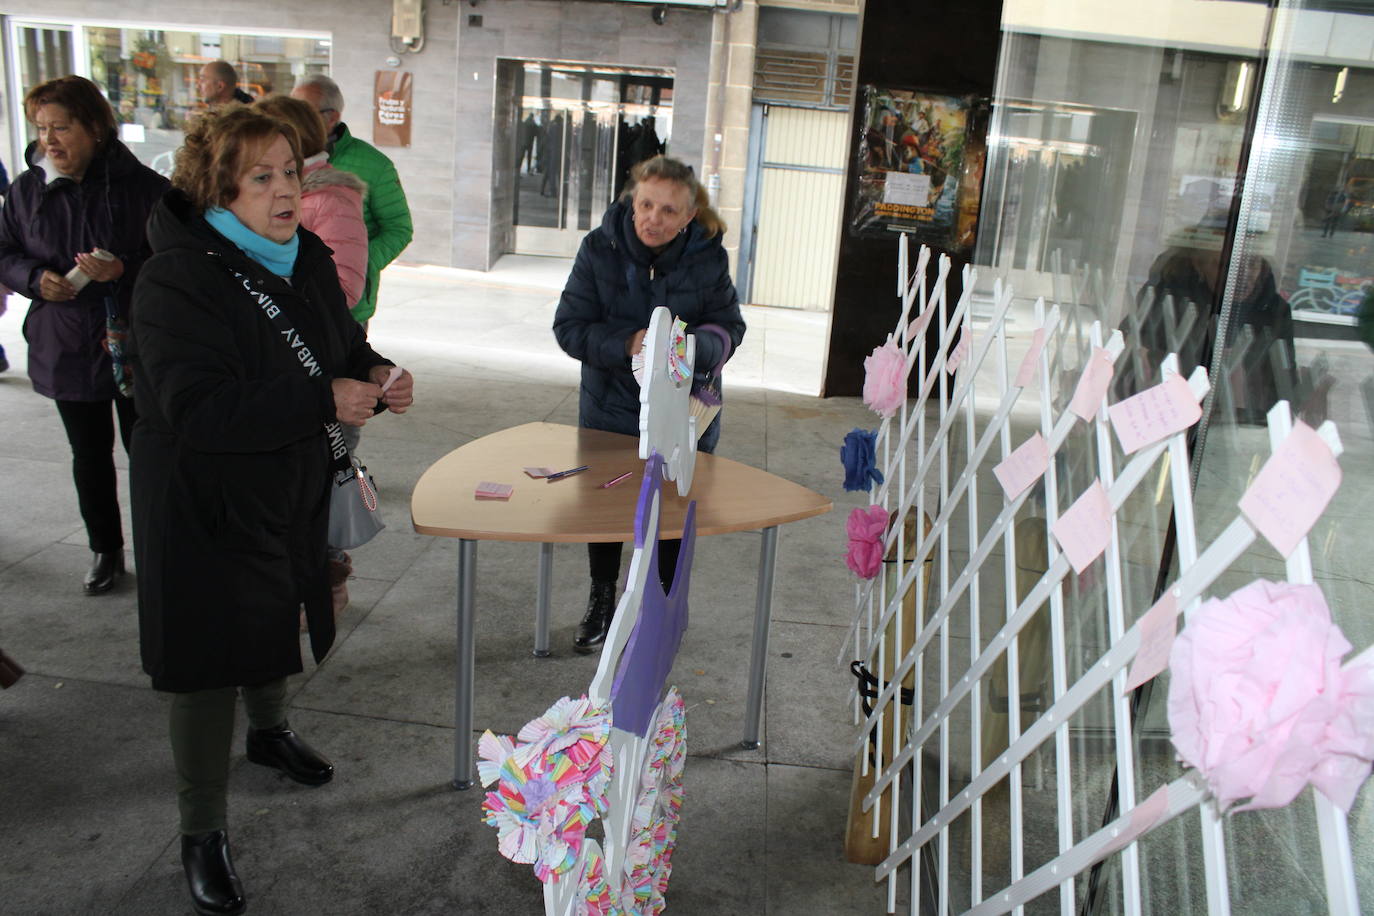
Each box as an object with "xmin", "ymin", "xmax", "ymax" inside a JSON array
[
  {"xmin": 1102, "ymin": 785, "xmax": 1170, "ymax": 855},
  {"xmin": 1108, "ymin": 373, "xmax": 1201, "ymax": 454},
  {"xmin": 993, "ymin": 432, "xmax": 1050, "ymax": 501},
  {"xmin": 1052, "ymin": 479, "xmax": 1113, "ymax": 574},
  {"xmin": 946, "ymin": 325, "xmax": 971, "ymax": 374},
  {"xmin": 475, "ymin": 482, "xmax": 514, "ymax": 500},
  {"xmin": 1069, "ymin": 347, "xmax": 1115, "ymax": 421},
  {"xmin": 1014, "ymin": 327, "xmax": 1046, "ymax": 388},
  {"xmin": 1124, "ymin": 589, "xmax": 1180, "ymax": 692},
  {"xmin": 523, "ymin": 467, "xmax": 554, "ymax": 479},
  {"xmin": 1238, "ymin": 420, "xmax": 1342, "ymax": 558}
]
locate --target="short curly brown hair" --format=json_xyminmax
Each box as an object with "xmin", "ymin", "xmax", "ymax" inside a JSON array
[
  {"xmin": 24, "ymin": 75, "xmax": 116, "ymax": 143},
  {"xmin": 172, "ymin": 105, "xmax": 303, "ymax": 212}
]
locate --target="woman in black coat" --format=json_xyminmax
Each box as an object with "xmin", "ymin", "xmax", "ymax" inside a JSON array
[
  {"xmin": 130, "ymin": 107, "xmax": 414, "ymax": 916},
  {"xmin": 553, "ymin": 154, "xmax": 745, "ymax": 654},
  {"xmin": 0, "ymin": 76, "xmax": 168, "ymax": 593}
]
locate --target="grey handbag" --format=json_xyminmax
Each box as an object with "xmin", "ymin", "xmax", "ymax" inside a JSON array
[{"xmin": 327, "ymin": 440, "xmax": 385, "ymax": 549}]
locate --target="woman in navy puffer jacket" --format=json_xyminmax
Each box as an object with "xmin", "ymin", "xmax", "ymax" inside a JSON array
[
  {"xmin": 553, "ymin": 154, "xmax": 745, "ymax": 654},
  {"xmin": 0, "ymin": 76, "xmax": 168, "ymax": 594}
]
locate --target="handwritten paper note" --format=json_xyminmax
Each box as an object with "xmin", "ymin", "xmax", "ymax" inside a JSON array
[
  {"xmin": 1108, "ymin": 373, "xmax": 1201, "ymax": 454},
  {"xmin": 1014, "ymin": 328, "xmax": 1046, "ymax": 388},
  {"xmin": 884, "ymin": 170, "xmax": 931, "ymax": 206},
  {"xmin": 907, "ymin": 303, "xmax": 936, "ymax": 342},
  {"xmin": 475, "ymin": 482, "xmax": 514, "ymax": 500},
  {"xmin": 1239, "ymin": 421, "xmax": 1342, "ymax": 558},
  {"xmin": 1102, "ymin": 785, "xmax": 1169, "ymax": 855},
  {"xmin": 1069, "ymin": 347, "xmax": 1116, "ymax": 421},
  {"xmin": 1124, "ymin": 590, "xmax": 1181, "ymax": 691},
  {"xmin": 946, "ymin": 324, "xmax": 971, "ymax": 374},
  {"xmin": 523, "ymin": 467, "xmax": 554, "ymax": 479},
  {"xmin": 993, "ymin": 432, "xmax": 1050, "ymax": 500},
  {"xmin": 1052, "ymin": 479, "xmax": 1114, "ymax": 574}
]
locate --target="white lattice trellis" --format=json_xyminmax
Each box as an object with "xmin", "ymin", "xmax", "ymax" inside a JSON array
[{"xmin": 842, "ymin": 237, "xmax": 1362, "ymax": 914}]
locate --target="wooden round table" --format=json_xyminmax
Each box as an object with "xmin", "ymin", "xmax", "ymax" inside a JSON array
[{"xmin": 411, "ymin": 422, "xmax": 832, "ymax": 787}]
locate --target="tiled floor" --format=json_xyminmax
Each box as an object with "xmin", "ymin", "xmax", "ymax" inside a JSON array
[{"xmin": 0, "ymin": 258, "xmax": 889, "ymax": 914}]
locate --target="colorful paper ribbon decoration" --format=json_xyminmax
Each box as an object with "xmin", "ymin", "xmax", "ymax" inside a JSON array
[
  {"xmin": 478, "ymin": 695, "xmax": 615, "ymax": 882},
  {"xmin": 845, "ymin": 505, "xmax": 888, "ymax": 579},
  {"xmin": 1167, "ymin": 580, "xmax": 1374, "ymax": 812},
  {"xmin": 861, "ymin": 339, "xmax": 907, "ymax": 418},
  {"xmin": 620, "ymin": 688, "xmax": 686, "ymax": 915},
  {"xmin": 666, "ymin": 317, "xmax": 691, "ymax": 384},
  {"xmin": 840, "ymin": 428, "xmax": 884, "ymax": 493}
]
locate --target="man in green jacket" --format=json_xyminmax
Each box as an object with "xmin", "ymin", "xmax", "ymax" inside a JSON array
[{"xmin": 292, "ymin": 74, "xmax": 413, "ymax": 325}]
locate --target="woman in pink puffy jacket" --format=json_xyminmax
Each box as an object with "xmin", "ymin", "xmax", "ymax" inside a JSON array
[
  {"xmin": 253, "ymin": 96, "xmax": 367, "ymax": 309},
  {"xmin": 254, "ymin": 95, "xmax": 370, "ymax": 612}
]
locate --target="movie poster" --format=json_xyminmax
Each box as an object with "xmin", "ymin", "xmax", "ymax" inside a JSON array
[{"xmin": 850, "ymin": 86, "xmax": 979, "ymax": 248}]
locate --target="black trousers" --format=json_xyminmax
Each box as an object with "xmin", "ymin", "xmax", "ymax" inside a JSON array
[
  {"xmin": 169, "ymin": 679, "xmax": 288, "ymax": 834},
  {"xmin": 588, "ymin": 538, "xmax": 681, "ymax": 588},
  {"xmin": 54, "ymin": 397, "xmax": 137, "ymax": 553}
]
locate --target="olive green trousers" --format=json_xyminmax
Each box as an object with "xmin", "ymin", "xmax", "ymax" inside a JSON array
[{"xmin": 168, "ymin": 678, "xmax": 287, "ymax": 835}]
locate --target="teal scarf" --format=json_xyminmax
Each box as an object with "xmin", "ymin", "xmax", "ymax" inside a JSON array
[{"xmin": 205, "ymin": 207, "xmax": 299, "ymax": 277}]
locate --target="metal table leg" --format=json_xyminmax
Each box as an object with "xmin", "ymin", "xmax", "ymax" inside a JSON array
[
  {"xmin": 741, "ymin": 525, "xmax": 778, "ymax": 750},
  {"xmin": 533, "ymin": 543, "xmax": 553, "ymax": 657},
  {"xmin": 454, "ymin": 538, "xmax": 477, "ymax": 789}
]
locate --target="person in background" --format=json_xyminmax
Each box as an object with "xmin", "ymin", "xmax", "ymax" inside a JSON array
[
  {"xmin": 253, "ymin": 93, "xmax": 369, "ymax": 612},
  {"xmin": 289, "ymin": 74, "xmax": 412, "ymax": 330},
  {"xmin": 0, "ymin": 75, "xmax": 168, "ymax": 593},
  {"xmin": 129, "ymin": 106, "xmax": 413, "ymax": 916},
  {"xmin": 553, "ymin": 155, "xmax": 745, "ymax": 653},
  {"xmin": 1321, "ymin": 183, "xmax": 1351, "ymax": 238},
  {"xmin": 198, "ymin": 60, "xmax": 254, "ymax": 107},
  {"xmin": 252, "ymin": 96, "xmax": 367, "ymax": 309},
  {"xmin": 290, "ymin": 72, "xmax": 412, "ymax": 491}
]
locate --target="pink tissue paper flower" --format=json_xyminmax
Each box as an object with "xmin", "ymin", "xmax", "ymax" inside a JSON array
[
  {"xmin": 862, "ymin": 340, "xmax": 907, "ymax": 418},
  {"xmin": 845, "ymin": 505, "xmax": 888, "ymax": 579},
  {"xmin": 1167, "ymin": 579, "xmax": 1374, "ymax": 812}
]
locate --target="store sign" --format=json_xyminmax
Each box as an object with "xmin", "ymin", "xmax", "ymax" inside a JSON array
[{"xmin": 373, "ymin": 70, "xmax": 412, "ymax": 148}]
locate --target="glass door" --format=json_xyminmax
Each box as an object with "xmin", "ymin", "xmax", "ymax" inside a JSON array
[{"xmin": 511, "ymin": 62, "xmax": 672, "ymax": 258}]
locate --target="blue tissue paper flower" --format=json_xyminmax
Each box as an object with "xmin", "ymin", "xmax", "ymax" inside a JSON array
[{"xmin": 841, "ymin": 428, "xmax": 884, "ymax": 492}]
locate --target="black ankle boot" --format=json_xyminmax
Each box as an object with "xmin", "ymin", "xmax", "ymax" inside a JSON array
[
  {"xmin": 246, "ymin": 721, "xmax": 334, "ymax": 786},
  {"xmin": 573, "ymin": 582, "xmax": 617, "ymax": 654},
  {"xmin": 83, "ymin": 550, "xmax": 124, "ymax": 595},
  {"xmin": 181, "ymin": 829, "xmax": 245, "ymax": 916}
]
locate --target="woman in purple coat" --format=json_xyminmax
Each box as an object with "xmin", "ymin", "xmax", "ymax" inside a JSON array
[{"xmin": 0, "ymin": 76, "xmax": 168, "ymax": 593}]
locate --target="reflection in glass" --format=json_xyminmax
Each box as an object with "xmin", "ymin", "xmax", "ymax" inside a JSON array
[
  {"xmin": 79, "ymin": 27, "xmax": 329, "ymax": 176},
  {"xmin": 511, "ymin": 62, "xmax": 673, "ymax": 257},
  {"xmin": 965, "ymin": 2, "xmax": 1374, "ymax": 911}
]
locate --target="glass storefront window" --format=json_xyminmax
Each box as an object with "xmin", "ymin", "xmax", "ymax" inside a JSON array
[
  {"xmin": 509, "ymin": 61, "xmax": 674, "ymax": 257},
  {"xmin": 5, "ymin": 20, "xmax": 328, "ymax": 176},
  {"xmin": 84, "ymin": 28, "xmax": 329, "ymax": 174},
  {"xmin": 960, "ymin": 0, "xmax": 1373, "ymax": 910}
]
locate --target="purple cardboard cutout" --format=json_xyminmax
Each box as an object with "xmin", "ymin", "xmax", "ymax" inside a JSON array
[{"xmin": 610, "ymin": 454, "xmax": 695, "ymax": 738}]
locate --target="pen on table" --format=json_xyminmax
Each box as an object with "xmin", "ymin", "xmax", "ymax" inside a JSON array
[
  {"xmin": 545, "ymin": 465, "xmax": 590, "ymax": 482},
  {"xmin": 600, "ymin": 471, "xmax": 634, "ymax": 489}
]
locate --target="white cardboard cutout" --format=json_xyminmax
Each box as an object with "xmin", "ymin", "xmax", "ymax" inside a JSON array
[{"xmin": 638, "ymin": 306, "xmax": 697, "ymax": 496}]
